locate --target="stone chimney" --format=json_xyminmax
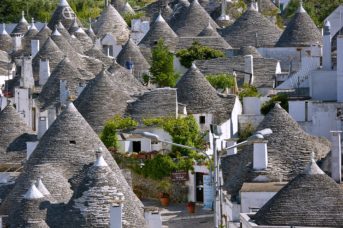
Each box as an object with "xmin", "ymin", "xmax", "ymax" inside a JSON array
[
  {"xmin": 20, "ymin": 57, "xmax": 34, "ymax": 89},
  {"xmin": 330, "ymin": 131, "xmax": 342, "ymax": 183},
  {"xmin": 60, "ymin": 80, "xmax": 70, "ymax": 107},
  {"xmin": 12, "ymin": 33, "xmax": 22, "ymax": 51},
  {"xmin": 38, "ymin": 116, "xmax": 48, "ymax": 139},
  {"xmin": 39, "ymin": 59, "xmax": 50, "ymax": 86},
  {"xmin": 323, "ymin": 20, "xmax": 332, "ymax": 70},
  {"xmin": 110, "ymin": 204, "xmax": 122, "ymax": 228},
  {"xmin": 31, "ymin": 39, "xmax": 40, "ymax": 58},
  {"xmin": 253, "ymin": 140, "xmax": 268, "ymax": 170},
  {"xmin": 337, "ymin": 35, "xmax": 343, "ymax": 102},
  {"xmin": 244, "ymin": 55, "xmax": 254, "ymax": 84}
]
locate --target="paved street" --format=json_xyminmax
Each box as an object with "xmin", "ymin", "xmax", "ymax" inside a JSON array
[{"xmin": 142, "ymin": 199, "xmax": 214, "ymax": 227}]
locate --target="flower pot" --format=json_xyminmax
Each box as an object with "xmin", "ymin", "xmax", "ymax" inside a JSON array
[
  {"xmin": 160, "ymin": 197, "xmax": 170, "ymax": 207},
  {"xmin": 187, "ymin": 202, "xmax": 195, "ymax": 213}
]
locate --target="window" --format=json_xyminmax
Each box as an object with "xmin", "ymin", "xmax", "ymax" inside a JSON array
[
  {"xmin": 199, "ymin": 116, "xmax": 206, "ymax": 124},
  {"xmin": 69, "ymin": 140, "xmax": 76, "ymax": 145}
]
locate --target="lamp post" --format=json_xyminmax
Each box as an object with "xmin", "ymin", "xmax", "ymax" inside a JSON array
[{"xmin": 210, "ymin": 125, "xmax": 272, "ymax": 228}]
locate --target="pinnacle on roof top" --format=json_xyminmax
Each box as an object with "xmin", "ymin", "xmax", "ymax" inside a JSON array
[
  {"xmin": 75, "ymin": 27, "xmax": 85, "ymax": 34},
  {"xmin": 1, "ymin": 23, "xmax": 8, "ymax": 35},
  {"xmin": 247, "ymin": 2, "xmax": 258, "ymax": 11},
  {"xmin": 94, "ymin": 155, "xmax": 109, "ymax": 167},
  {"xmin": 20, "ymin": 11, "xmax": 28, "ymax": 23},
  {"xmin": 59, "ymin": 0, "xmax": 70, "ymax": 7},
  {"xmin": 23, "ymin": 182, "xmax": 44, "ymax": 200},
  {"xmin": 298, "ymin": 0, "xmax": 306, "ymax": 13},
  {"xmin": 30, "ymin": 18, "xmax": 38, "ymax": 30},
  {"xmin": 191, "ymin": 63, "xmax": 197, "ymax": 69},
  {"xmin": 325, "ymin": 20, "xmax": 331, "ymax": 27},
  {"xmin": 303, "ymin": 152, "xmax": 325, "ymax": 175},
  {"xmin": 156, "ymin": 13, "xmax": 165, "ymax": 22},
  {"xmin": 52, "ymin": 26, "xmax": 62, "ymax": 36},
  {"xmin": 36, "ymin": 177, "xmax": 51, "ymax": 196}
]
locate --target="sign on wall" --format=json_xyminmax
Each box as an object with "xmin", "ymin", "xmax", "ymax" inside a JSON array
[
  {"xmin": 171, "ymin": 171, "xmax": 189, "ymax": 182},
  {"xmin": 203, "ymin": 174, "xmax": 214, "ymax": 210}
]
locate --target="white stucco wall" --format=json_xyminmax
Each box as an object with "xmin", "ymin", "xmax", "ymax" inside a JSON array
[
  {"xmin": 243, "ymin": 97, "xmax": 270, "ymax": 115},
  {"xmin": 240, "ymin": 192, "xmax": 277, "ymax": 213},
  {"xmin": 310, "ymin": 70, "xmax": 337, "ymax": 101}
]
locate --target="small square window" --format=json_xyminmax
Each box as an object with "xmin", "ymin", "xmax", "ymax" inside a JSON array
[{"xmin": 200, "ymin": 116, "xmax": 206, "ymax": 124}]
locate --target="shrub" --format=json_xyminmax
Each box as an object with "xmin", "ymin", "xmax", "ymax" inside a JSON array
[
  {"xmin": 239, "ymin": 84, "xmax": 261, "ymax": 101},
  {"xmin": 261, "ymin": 93, "xmax": 289, "ymax": 115},
  {"xmin": 176, "ymin": 42, "xmax": 224, "ymax": 68},
  {"xmin": 206, "ymin": 73, "xmax": 236, "ymax": 90}
]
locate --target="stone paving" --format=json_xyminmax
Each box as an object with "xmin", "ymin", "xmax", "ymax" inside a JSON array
[{"xmin": 142, "ymin": 199, "xmax": 214, "ymax": 228}]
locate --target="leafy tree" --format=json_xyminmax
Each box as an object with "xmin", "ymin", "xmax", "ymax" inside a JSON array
[
  {"xmin": 140, "ymin": 154, "xmax": 176, "ymax": 180},
  {"xmin": 176, "ymin": 42, "xmax": 225, "ymax": 68},
  {"xmin": 143, "ymin": 116, "xmax": 206, "ymax": 157},
  {"xmin": 261, "ymin": 93, "xmax": 289, "ymax": 115},
  {"xmin": 100, "ymin": 115, "xmax": 138, "ymax": 149},
  {"xmin": 150, "ymin": 39, "xmax": 179, "ymax": 87},
  {"xmin": 238, "ymin": 84, "xmax": 261, "ymax": 101},
  {"xmin": 206, "ymin": 73, "xmax": 235, "ymax": 90}
]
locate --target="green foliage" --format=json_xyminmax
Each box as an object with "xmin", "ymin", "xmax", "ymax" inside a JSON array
[
  {"xmin": 150, "ymin": 39, "xmax": 179, "ymax": 87},
  {"xmin": 239, "ymin": 84, "xmax": 261, "ymax": 101},
  {"xmin": 143, "ymin": 116, "xmax": 206, "ymax": 157},
  {"xmin": 128, "ymin": 0, "xmax": 154, "ymax": 9},
  {"xmin": 123, "ymin": 12, "xmax": 144, "ymax": 27},
  {"xmin": 176, "ymin": 42, "xmax": 225, "ymax": 68},
  {"xmin": 283, "ymin": 0, "xmax": 342, "ymax": 27},
  {"xmin": 0, "ymin": 0, "xmax": 104, "ymax": 25},
  {"xmin": 100, "ymin": 115, "xmax": 138, "ymax": 149},
  {"xmin": 238, "ymin": 122, "xmax": 255, "ymax": 142},
  {"xmin": 206, "ymin": 73, "xmax": 235, "ymax": 90},
  {"xmin": 139, "ymin": 154, "xmax": 176, "ymax": 180},
  {"xmin": 261, "ymin": 93, "xmax": 289, "ymax": 115}
]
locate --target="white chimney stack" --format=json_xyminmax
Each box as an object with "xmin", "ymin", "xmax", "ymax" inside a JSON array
[
  {"xmin": 110, "ymin": 204, "xmax": 122, "ymax": 228},
  {"xmin": 31, "ymin": 39, "xmax": 40, "ymax": 58},
  {"xmin": 244, "ymin": 55, "xmax": 254, "ymax": 85},
  {"xmin": 39, "ymin": 59, "xmax": 50, "ymax": 86},
  {"xmin": 337, "ymin": 35, "xmax": 343, "ymax": 102},
  {"xmin": 20, "ymin": 57, "xmax": 34, "ymax": 89},
  {"xmin": 323, "ymin": 20, "xmax": 332, "ymax": 70},
  {"xmin": 38, "ymin": 116, "xmax": 48, "ymax": 139},
  {"xmin": 253, "ymin": 140, "xmax": 268, "ymax": 170},
  {"xmin": 330, "ymin": 131, "xmax": 342, "ymax": 183},
  {"xmin": 12, "ymin": 34, "xmax": 22, "ymax": 51}
]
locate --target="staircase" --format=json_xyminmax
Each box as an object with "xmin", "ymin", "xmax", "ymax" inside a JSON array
[{"xmin": 277, "ymin": 56, "xmax": 319, "ymax": 90}]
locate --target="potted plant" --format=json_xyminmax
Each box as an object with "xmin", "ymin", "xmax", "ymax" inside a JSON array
[
  {"xmin": 158, "ymin": 179, "xmax": 171, "ymax": 207},
  {"xmin": 187, "ymin": 201, "xmax": 196, "ymax": 213}
]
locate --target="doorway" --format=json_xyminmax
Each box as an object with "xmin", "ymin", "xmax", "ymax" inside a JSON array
[
  {"xmin": 132, "ymin": 141, "xmax": 141, "ymax": 152},
  {"xmin": 195, "ymin": 172, "xmax": 204, "ymax": 202}
]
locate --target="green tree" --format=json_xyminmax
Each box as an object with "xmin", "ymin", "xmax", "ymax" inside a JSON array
[
  {"xmin": 206, "ymin": 73, "xmax": 235, "ymax": 90},
  {"xmin": 238, "ymin": 84, "xmax": 261, "ymax": 101},
  {"xmin": 176, "ymin": 42, "xmax": 225, "ymax": 68},
  {"xmin": 150, "ymin": 39, "xmax": 179, "ymax": 87},
  {"xmin": 261, "ymin": 93, "xmax": 289, "ymax": 115},
  {"xmin": 100, "ymin": 115, "xmax": 138, "ymax": 149}
]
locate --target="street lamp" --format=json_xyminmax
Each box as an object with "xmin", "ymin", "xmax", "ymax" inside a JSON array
[{"xmin": 211, "ymin": 126, "xmax": 273, "ymax": 228}]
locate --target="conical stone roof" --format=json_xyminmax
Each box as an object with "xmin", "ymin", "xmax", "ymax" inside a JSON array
[
  {"xmin": 276, "ymin": 5, "xmax": 322, "ymax": 47},
  {"xmin": 48, "ymin": 0, "xmax": 83, "ymax": 30},
  {"xmin": 74, "ymin": 28, "xmax": 94, "ymax": 51},
  {"xmin": 220, "ymin": 5, "xmax": 281, "ymax": 48},
  {"xmin": 253, "ymin": 159, "xmax": 343, "ymax": 227},
  {"xmin": 33, "ymin": 23, "xmax": 52, "ymax": 48},
  {"xmin": 107, "ymin": 60, "xmax": 147, "ymax": 95},
  {"xmin": 22, "ymin": 21, "xmax": 39, "ymax": 54},
  {"xmin": 56, "ymin": 22, "xmax": 84, "ymax": 54},
  {"xmin": 32, "ymin": 37, "xmax": 65, "ymax": 80},
  {"xmin": 176, "ymin": 64, "xmax": 221, "ymax": 113},
  {"xmin": 38, "ymin": 57, "xmax": 88, "ymax": 109},
  {"xmin": 0, "ymin": 104, "xmax": 36, "ymax": 163},
  {"xmin": 220, "ymin": 104, "xmax": 331, "ymax": 198},
  {"xmin": 84, "ymin": 45, "xmax": 113, "ymax": 66},
  {"xmin": 86, "ymin": 25, "xmax": 96, "ymax": 42},
  {"xmin": 142, "ymin": 0, "xmax": 174, "ymax": 22},
  {"xmin": 62, "ymin": 155, "xmax": 129, "ymax": 227},
  {"xmin": 198, "ymin": 22, "xmax": 220, "ymax": 37},
  {"xmin": 0, "ymin": 103, "xmax": 145, "ymax": 227},
  {"xmin": 171, "ymin": 0, "xmax": 218, "ymax": 37},
  {"xmin": 93, "ymin": 4, "xmax": 130, "ymax": 44},
  {"xmin": 74, "ymin": 70, "xmax": 131, "ymax": 133},
  {"xmin": 0, "ymin": 24, "xmax": 13, "ymax": 53},
  {"xmin": 111, "ymin": 0, "xmax": 135, "ymax": 15},
  {"xmin": 116, "ymin": 39, "xmax": 150, "ymax": 82},
  {"xmin": 139, "ymin": 14, "xmax": 178, "ymax": 52},
  {"xmin": 237, "ymin": 46, "xmax": 262, "ymax": 58},
  {"xmin": 11, "ymin": 12, "xmax": 29, "ymax": 34}
]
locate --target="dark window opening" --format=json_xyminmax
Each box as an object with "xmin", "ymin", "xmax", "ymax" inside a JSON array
[
  {"xmin": 69, "ymin": 140, "xmax": 76, "ymax": 144},
  {"xmin": 132, "ymin": 141, "xmax": 141, "ymax": 152},
  {"xmin": 200, "ymin": 116, "xmax": 206, "ymax": 124}
]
